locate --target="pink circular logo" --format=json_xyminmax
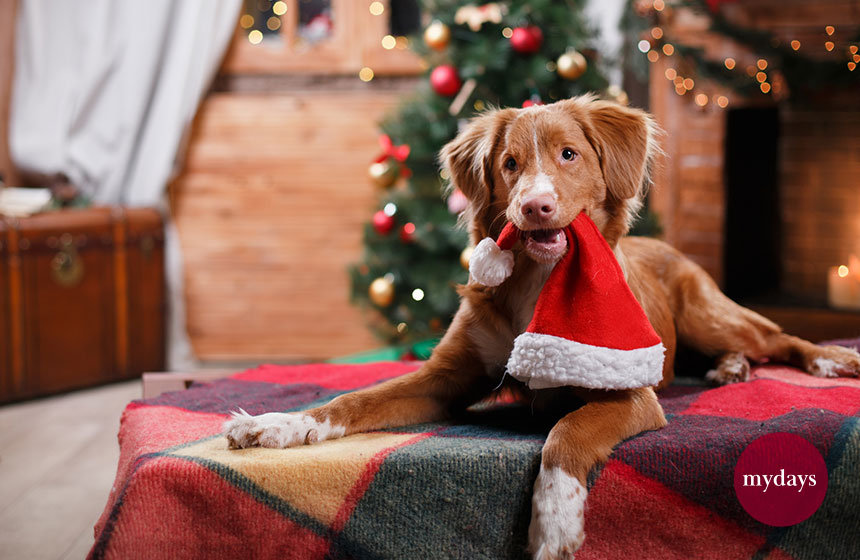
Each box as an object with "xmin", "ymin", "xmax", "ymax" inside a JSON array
[{"xmin": 734, "ymin": 432, "xmax": 828, "ymax": 526}]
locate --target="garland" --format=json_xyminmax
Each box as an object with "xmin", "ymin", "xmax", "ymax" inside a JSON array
[{"xmin": 629, "ymin": 0, "xmax": 860, "ymax": 107}]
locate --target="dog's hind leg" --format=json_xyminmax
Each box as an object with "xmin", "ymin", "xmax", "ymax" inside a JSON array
[
  {"xmin": 671, "ymin": 258, "xmax": 860, "ymax": 380},
  {"xmin": 706, "ymin": 351, "xmax": 751, "ymax": 384}
]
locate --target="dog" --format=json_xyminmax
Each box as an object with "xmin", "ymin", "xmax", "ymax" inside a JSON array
[{"xmin": 224, "ymin": 95, "xmax": 860, "ymax": 559}]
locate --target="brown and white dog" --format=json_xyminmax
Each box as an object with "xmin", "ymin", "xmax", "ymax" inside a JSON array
[{"xmin": 224, "ymin": 96, "xmax": 860, "ymax": 559}]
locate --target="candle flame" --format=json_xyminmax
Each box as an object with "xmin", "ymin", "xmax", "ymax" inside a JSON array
[{"xmin": 838, "ymin": 265, "xmax": 850, "ymax": 278}]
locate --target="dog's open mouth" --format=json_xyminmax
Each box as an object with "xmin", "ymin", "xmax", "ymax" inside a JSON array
[{"xmin": 522, "ymin": 228, "xmax": 568, "ymax": 263}]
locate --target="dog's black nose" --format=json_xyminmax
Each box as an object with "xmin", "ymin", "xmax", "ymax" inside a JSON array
[{"xmin": 521, "ymin": 195, "xmax": 557, "ymax": 222}]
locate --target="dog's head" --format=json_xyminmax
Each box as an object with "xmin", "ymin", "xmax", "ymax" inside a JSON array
[{"xmin": 441, "ymin": 95, "xmax": 659, "ymax": 263}]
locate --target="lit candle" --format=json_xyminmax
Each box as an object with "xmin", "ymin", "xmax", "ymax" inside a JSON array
[{"xmin": 828, "ymin": 256, "xmax": 860, "ymax": 310}]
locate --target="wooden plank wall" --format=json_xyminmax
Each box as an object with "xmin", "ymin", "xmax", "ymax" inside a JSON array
[{"xmin": 171, "ymin": 90, "xmax": 406, "ymax": 361}]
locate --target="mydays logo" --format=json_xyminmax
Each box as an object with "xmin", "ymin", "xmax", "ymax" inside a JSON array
[
  {"xmin": 741, "ymin": 469, "xmax": 816, "ymax": 493},
  {"xmin": 733, "ymin": 433, "xmax": 828, "ymax": 527}
]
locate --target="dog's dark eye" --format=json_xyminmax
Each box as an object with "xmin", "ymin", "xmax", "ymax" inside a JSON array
[
  {"xmin": 505, "ymin": 157, "xmax": 518, "ymax": 171},
  {"xmin": 561, "ymin": 148, "xmax": 577, "ymax": 161}
]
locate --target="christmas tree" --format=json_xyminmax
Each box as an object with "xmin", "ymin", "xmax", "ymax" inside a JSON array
[{"xmin": 350, "ymin": 0, "xmax": 634, "ymax": 349}]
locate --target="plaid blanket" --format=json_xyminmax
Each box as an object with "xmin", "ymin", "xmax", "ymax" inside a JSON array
[{"xmin": 89, "ymin": 361, "xmax": 860, "ymax": 560}]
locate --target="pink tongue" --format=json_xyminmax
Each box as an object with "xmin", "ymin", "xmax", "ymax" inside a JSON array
[{"xmin": 530, "ymin": 229, "xmax": 560, "ymax": 244}]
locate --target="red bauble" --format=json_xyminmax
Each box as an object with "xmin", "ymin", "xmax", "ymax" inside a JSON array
[
  {"xmin": 430, "ymin": 65, "xmax": 462, "ymax": 97},
  {"xmin": 522, "ymin": 98, "xmax": 544, "ymax": 108},
  {"xmin": 400, "ymin": 222, "xmax": 417, "ymax": 242},
  {"xmin": 372, "ymin": 210, "xmax": 395, "ymax": 235},
  {"xmin": 510, "ymin": 26, "xmax": 543, "ymax": 54}
]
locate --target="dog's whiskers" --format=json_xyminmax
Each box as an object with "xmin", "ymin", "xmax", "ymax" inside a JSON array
[{"xmin": 488, "ymin": 209, "xmax": 508, "ymax": 235}]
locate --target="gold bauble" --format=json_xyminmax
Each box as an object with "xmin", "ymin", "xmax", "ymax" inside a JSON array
[
  {"xmin": 460, "ymin": 246, "xmax": 474, "ymax": 270},
  {"xmin": 369, "ymin": 160, "xmax": 398, "ymax": 189},
  {"xmin": 424, "ymin": 20, "xmax": 450, "ymax": 51},
  {"xmin": 369, "ymin": 277, "xmax": 395, "ymax": 307},
  {"xmin": 557, "ymin": 51, "xmax": 587, "ymax": 80},
  {"xmin": 606, "ymin": 84, "xmax": 629, "ymax": 106}
]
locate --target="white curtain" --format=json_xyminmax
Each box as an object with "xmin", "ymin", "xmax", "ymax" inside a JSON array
[{"xmin": 10, "ymin": 0, "xmax": 242, "ymax": 368}]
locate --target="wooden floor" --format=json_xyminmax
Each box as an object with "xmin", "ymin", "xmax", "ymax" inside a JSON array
[{"xmin": 0, "ymin": 380, "xmax": 140, "ymax": 560}]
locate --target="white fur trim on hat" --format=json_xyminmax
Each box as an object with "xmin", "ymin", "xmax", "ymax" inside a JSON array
[
  {"xmin": 506, "ymin": 332, "xmax": 665, "ymax": 390},
  {"xmin": 469, "ymin": 237, "xmax": 514, "ymax": 287}
]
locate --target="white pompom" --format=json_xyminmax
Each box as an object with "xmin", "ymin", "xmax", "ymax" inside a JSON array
[{"xmin": 469, "ymin": 237, "xmax": 514, "ymax": 287}]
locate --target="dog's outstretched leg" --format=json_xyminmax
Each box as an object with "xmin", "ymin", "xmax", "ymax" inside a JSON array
[
  {"xmin": 528, "ymin": 387, "xmax": 666, "ymax": 559},
  {"xmin": 224, "ymin": 316, "xmax": 494, "ymax": 449}
]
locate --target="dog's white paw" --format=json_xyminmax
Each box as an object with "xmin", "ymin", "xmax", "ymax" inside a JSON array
[
  {"xmin": 706, "ymin": 352, "xmax": 750, "ymax": 385},
  {"xmin": 223, "ymin": 410, "xmax": 345, "ymax": 449},
  {"xmin": 807, "ymin": 346, "xmax": 860, "ymax": 378},
  {"xmin": 528, "ymin": 465, "xmax": 586, "ymax": 560}
]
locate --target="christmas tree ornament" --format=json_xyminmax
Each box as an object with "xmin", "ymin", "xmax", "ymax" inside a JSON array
[
  {"xmin": 510, "ymin": 26, "xmax": 543, "ymax": 54},
  {"xmin": 470, "ymin": 212, "xmax": 665, "ymax": 390},
  {"xmin": 556, "ymin": 50, "xmax": 587, "ymax": 80},
  {"xmin": 522, "ymin": 95, "xmax": 544, "ymax": 108},
  {"xmin": 447, "ymin": 78, "xmax": 478, "ymax": 116},
  {"xmin": 424, "ymin": 20, "xmax": 450, "ymax": 51},
  {"xmin": 374, "ymin": 135, "xmax": 412, "ymax": 180},
  {"xmin": 372, "ymin": 209, "xmax": 395, "ymax": 235},
  {"xmin": 454, "ymin": 3, "xmax": 505, "ymax": 32},
  {"xmin": 400, "ymin": 222, "xmax": 417, "ymax": 242},
  {"xmin": 447, "ymin": 188, "xmax": 468, "ymax": 214},
  {"xmin": 368, "ymin": 159, "xmax": 398, "ymax": 189},
  {"xmin": 430, "ymin": 65, "xmax": 462, "ymax": 97},
  {"xmin": 606, "ymin": 84, "xmax": 629, "ymax": 105},
  {"xmin": 460, "ymin": 246, "xmax": 474, "ymax": 270},
  {"xmin": 369, "ymin": 276, "xmax": 395, "ymax": 307}
]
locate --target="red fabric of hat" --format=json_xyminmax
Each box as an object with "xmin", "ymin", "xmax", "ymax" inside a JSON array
[{"xmin": 507, "ymin": 212, "xmax": 664, "ymax": 389}]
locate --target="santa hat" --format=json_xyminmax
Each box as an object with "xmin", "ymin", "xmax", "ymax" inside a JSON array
[{"xmin": 469, "ymin": 212, "xmax": 665, "ymax": 390}]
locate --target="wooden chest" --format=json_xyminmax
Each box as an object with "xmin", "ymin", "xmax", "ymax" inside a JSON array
[{"xmin": 0, "ymin": 207, "xmax": 165, "ymax": 402}]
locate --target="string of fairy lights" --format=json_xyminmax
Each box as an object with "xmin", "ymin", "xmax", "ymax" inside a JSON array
[{"xmin": 635, "ymin": 0, "xmax": 859, "ymax": 109}]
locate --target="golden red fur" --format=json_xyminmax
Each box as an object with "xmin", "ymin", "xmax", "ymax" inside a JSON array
[{"xmin": 225, "ymin": 96, "xmax": 860, "ymax": 559}]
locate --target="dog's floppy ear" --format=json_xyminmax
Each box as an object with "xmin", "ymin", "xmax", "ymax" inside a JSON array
[
  {"xmin": 581, "ymin": 100, "xmax": 659, "ymax": 203},
  {"xmin": 440, "ymin": 108, "xmax": 516, "ymax": 229}
]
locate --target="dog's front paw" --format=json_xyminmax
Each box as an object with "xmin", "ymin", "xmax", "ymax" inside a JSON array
[
  {"xmin": 528, "ymin": 466, "xmax": 586, "ymax": 560},
  {"xmin": 807, "ymin": 345, "xmax": 860, "ymax": 378},
  {"xmin": 223, "ymin": 410, "xmax": 345, "ymax": 449}
]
